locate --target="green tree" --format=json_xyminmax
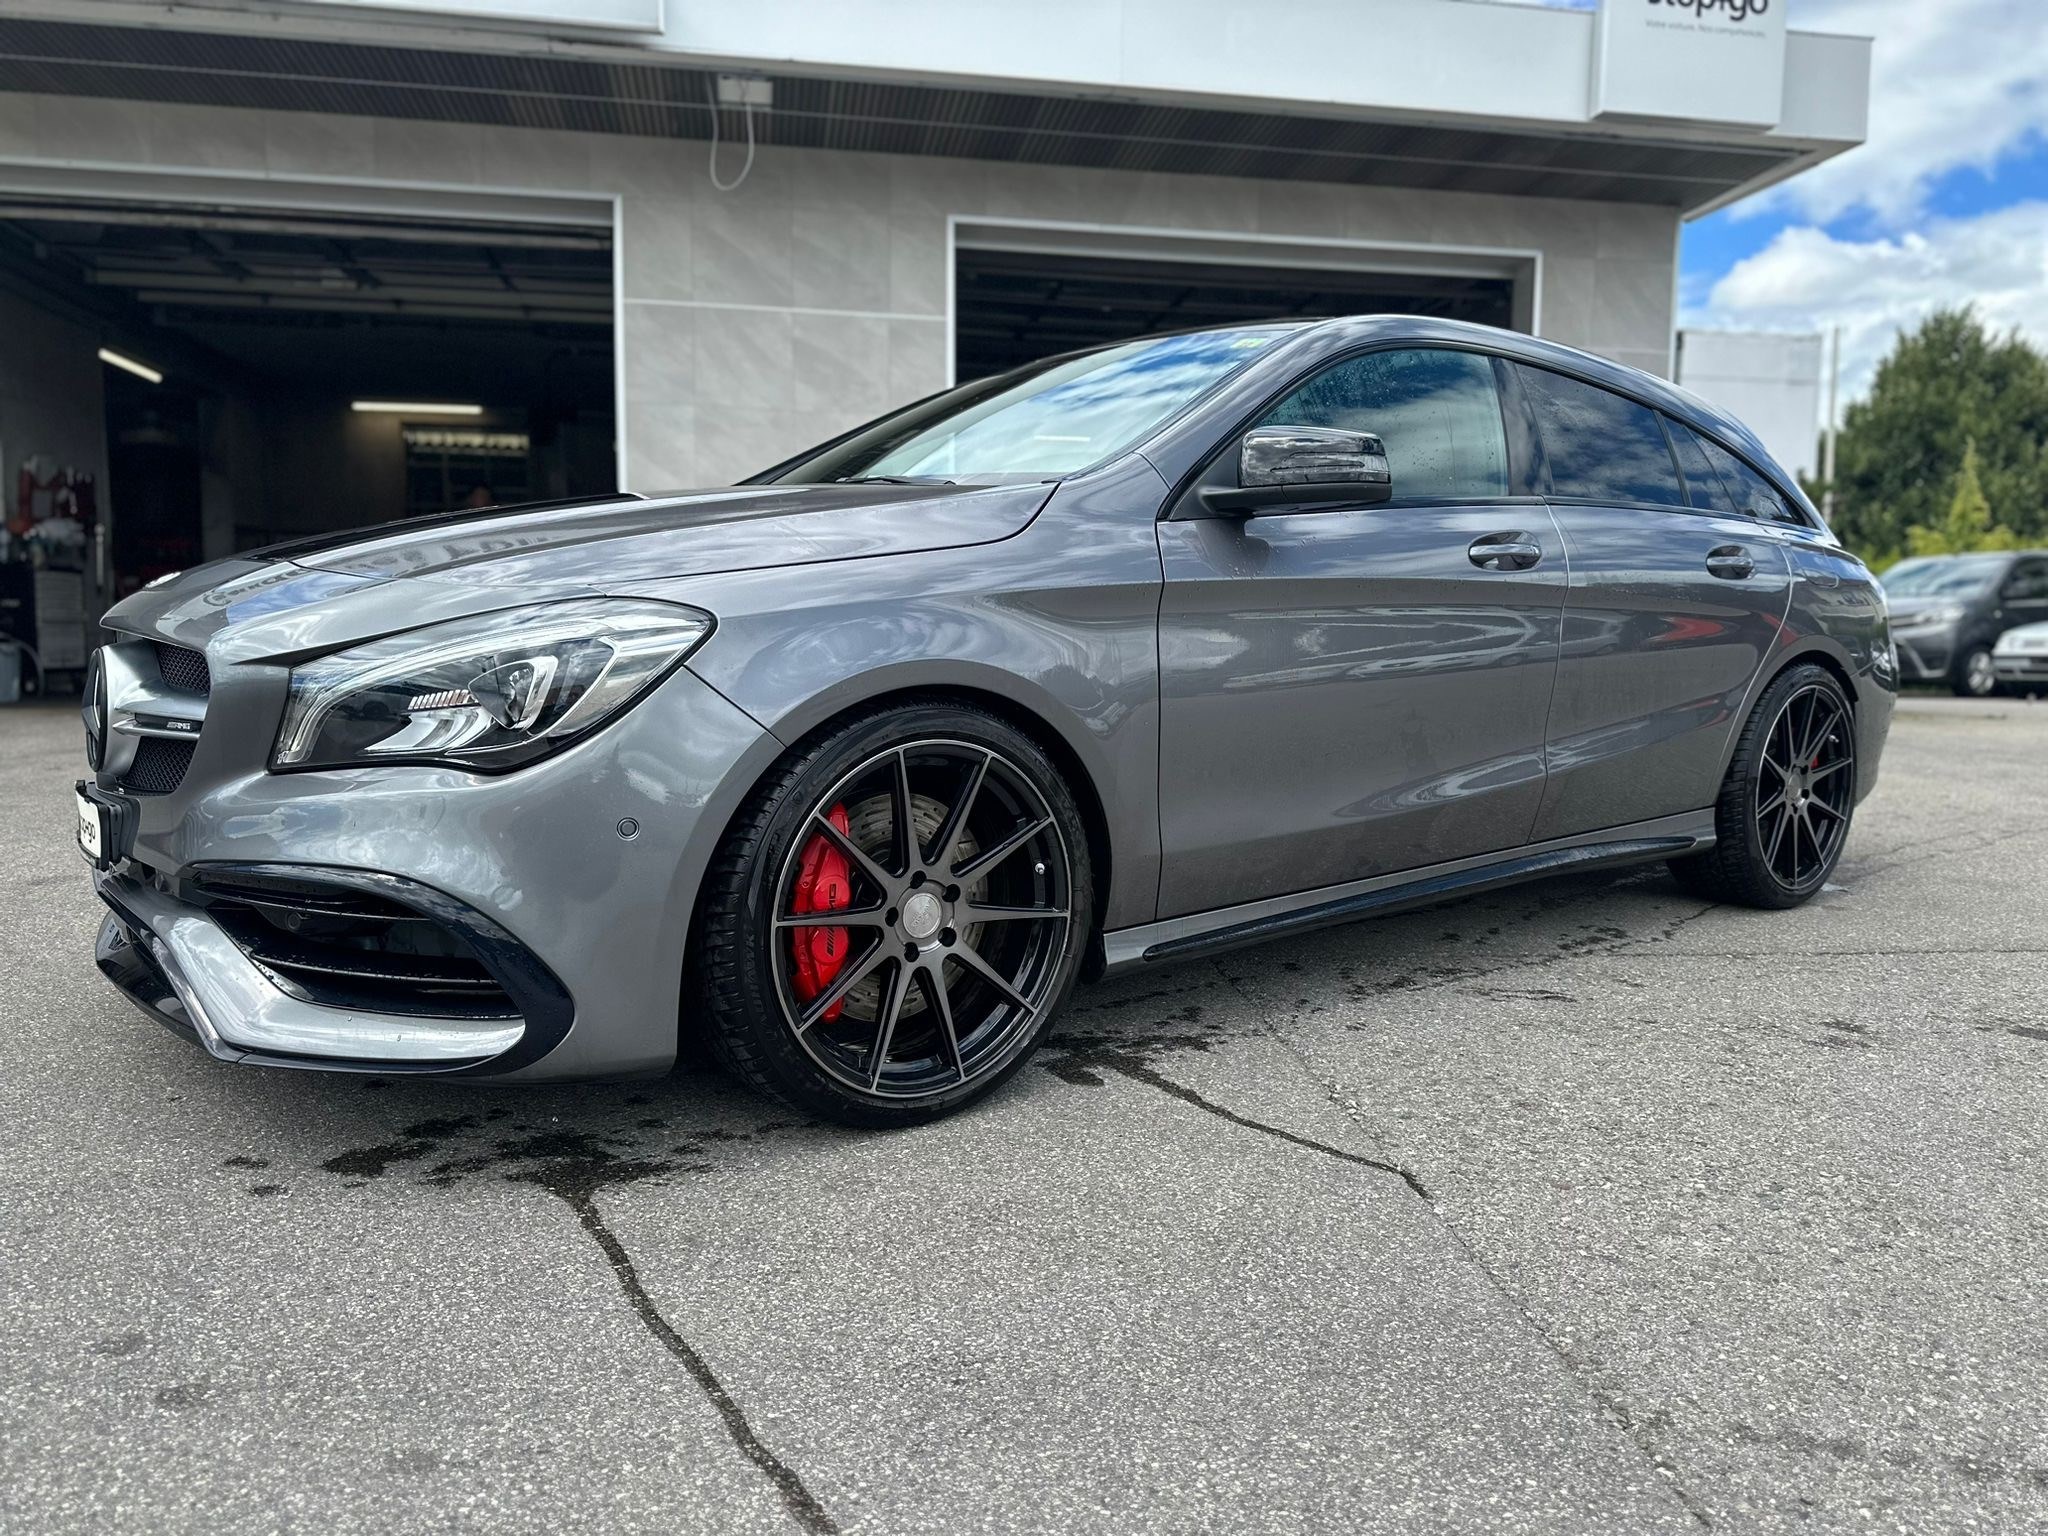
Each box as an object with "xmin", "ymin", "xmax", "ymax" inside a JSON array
[
  {"xmin": 1904, "ymin": 438, "xmax": 2023, "ymax": 557},
  {"xmin": 1828, "ymin": 308, "xmax": 2048, "ymax": 565}
]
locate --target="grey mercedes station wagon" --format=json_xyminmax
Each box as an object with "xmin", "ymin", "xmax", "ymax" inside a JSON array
[{"xmin": 79, "ymin": 317, "xmax": 1895, "ymax": 1124}]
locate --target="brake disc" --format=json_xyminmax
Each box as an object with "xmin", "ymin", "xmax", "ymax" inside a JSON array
[{"xmin": 838, "ymin": 790, "xmax": 980, "ymax": 1024}]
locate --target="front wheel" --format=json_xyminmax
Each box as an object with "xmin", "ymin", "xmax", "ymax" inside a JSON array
[
  {"xmin": 1669, "ymin": 663, "xmax": 1857, "ymax": 909},
  {"xmin": 693, "ymin": 703, "xmax": 1092, "ymax": 1126},
  {"xmin": 1951, "ymin": 643, "xmax": 1999, "ymax": 698}
]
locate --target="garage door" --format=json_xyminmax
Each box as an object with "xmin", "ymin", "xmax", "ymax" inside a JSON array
[
  {"xmin": 954, "ymin": 245, "xmax": 1518, "ymax": 381},
  {"xmin": 0, "ymin": 194, "xmax": 615, "ymax": 604}
]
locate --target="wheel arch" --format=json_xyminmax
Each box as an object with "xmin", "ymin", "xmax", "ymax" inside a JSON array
[
  {"xmin": 693, "ymin": 674, "xmax": 1122, "ymax": 977},
  {"xmin": 1712, "ymin": 639, "xmax": 1861, "ymax": 789}
]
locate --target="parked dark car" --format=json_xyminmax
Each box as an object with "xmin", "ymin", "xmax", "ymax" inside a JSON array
[
  {"xmin": 77, "ymin": 317, "xmax": 1895, "ymax": 1125},
  {"xmin": 1882, "ymin": 550, "xmax": 2048, "ymax": 696}
]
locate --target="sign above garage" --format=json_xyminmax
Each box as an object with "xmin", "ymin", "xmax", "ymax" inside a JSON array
[
  {"xmin": 1591, "ymin": 0, "xmax": 1788, "ymax": 130},
  {"xmin": 288, "ymin": 0, "xmax": 663, "ymax": 33}
]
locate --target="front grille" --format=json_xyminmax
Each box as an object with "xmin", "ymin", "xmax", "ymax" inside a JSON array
[
  {"xmin": 122, "ymin": 736, "xmax": 196, "ymax": 795},
  {"xmin": 192, "ymin": 871, "xmax": 520, "ymax": 1021},
  {"xmin": 153, "ymin": 642, "xmax": 211, "ymax": 696}
]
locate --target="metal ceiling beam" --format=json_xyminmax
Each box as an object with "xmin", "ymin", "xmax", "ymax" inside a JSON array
[{"xmin": 0, "ymin": 201, "xmax": 612, "ymax": 249}]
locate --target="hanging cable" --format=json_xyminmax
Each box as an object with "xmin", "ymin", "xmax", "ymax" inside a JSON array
[{"xmin": 707, "ymin": 77, "xmax": 757, "ymax": 193}]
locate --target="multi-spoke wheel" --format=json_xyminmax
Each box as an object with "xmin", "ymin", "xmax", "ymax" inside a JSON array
[
  {"xmin": 694, "ymin": 703, "xmax": 1092, "ymax": 1125},
  {"xmin": 1670, "ymin": 662, "xmax": 1857, "ymax": 909}
]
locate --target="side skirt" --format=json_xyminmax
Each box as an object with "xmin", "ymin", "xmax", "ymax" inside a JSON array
[{"xmin": 1101, "ymin": 810, "xmax": 1714, "ymax": 975}]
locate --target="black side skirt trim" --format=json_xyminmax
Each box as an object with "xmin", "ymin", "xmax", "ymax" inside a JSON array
[{"xmin": 1140, "ymin": 837, "xmax": 1697, "ymax": 965}]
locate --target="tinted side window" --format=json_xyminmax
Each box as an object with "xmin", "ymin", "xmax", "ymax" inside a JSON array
[
  {"xmin": 1694, "ymin": 434, "xmax": 1804, "ymax": 526},
  {"xmin": 1666, "ymin": 419, "xmax": 1736, "ymax": 513},
  {"xmin": 2005, "ymin": 562, "xmax": 2048, "ymax": 602},
  {"xmin": 1259, "ymin": 348, "xmax": 1508, "ymax": 501},
  {"xmin": 1516, "ymin": 365, "xmax": 1685, "ymax": 507}
]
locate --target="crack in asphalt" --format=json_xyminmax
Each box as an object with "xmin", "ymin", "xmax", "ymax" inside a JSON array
[
  {"xmin": 554, "ymin": 1184, "xmax": 840, "ymax": 1535},
  {"xmin": 1078, "ymin": 1049, "xmax": 1430, "ymax": 1197},
  {"xmin": 1079, "ymin": 1042, "xmax": 1716, "ymax": 1529},
  {"xmin": 1197, "ymin": 929, "xmax": 1724, "ymax": 1529},
  {"xmin": 314, "ymin": 1115, "xmax": 841, "ymax": 1535}
]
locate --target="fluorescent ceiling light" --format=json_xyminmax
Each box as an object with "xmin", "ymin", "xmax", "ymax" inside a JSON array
[
  {"xmin": 98, "ymin": 347, "xmax": 162, "ymax": 384},
  {"xmin": 351, "ymin": 400, "xmax": 484, "ymax": 416}
]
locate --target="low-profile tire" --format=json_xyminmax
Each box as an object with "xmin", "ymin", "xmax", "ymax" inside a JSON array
[
  {"xmin": 1668, "ymin": 662, "xmax": 1856, "ymax": 910},
  {"xmin": 692, "ymin": 701, "xmax": 1092, "ymax": 1127},
  {"xmin": 1951, "ymin": 643, "xmax": 2000, "ymax": 698}
]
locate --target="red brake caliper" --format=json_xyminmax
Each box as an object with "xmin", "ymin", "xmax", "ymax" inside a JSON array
[{"xmin": 790, "ymin": 803, "xmax": 854, "ymax": 1021}]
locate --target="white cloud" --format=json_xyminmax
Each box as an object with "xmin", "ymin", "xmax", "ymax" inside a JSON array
[
  {"xmin": 1744, "ymin": 0, "xmax": 2048, "ymax": 226},
  {"xmin": 1516, "ymin": 0, "xmax": 2047, "ymax": 226},
  {"xmin": 1687, "ymin": 201, "xmax": 2048, "ymax": 403}
]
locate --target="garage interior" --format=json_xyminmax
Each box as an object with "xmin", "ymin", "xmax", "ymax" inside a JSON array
[
  {"xmin": 0, "ymin": 196, "xmax": 616, "ymax": 641},
  {"xmin": 953, "ymin": 246, "xmax": 1520, "ymax": 380}
]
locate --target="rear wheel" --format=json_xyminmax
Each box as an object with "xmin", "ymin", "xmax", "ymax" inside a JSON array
[
  {"xmin": 1951, "ymin": 643, "xmax": 1999, "ymax": 698},
  {"xmin": 693, "ymin": 703, "xmax": 1091, "ymax": 1126},
  {"xmin": 1669, "ymin": 663, "xmax": 1856, "ymax": 909}
]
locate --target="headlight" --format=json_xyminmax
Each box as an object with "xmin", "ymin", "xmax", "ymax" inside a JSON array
[
  {"xmin": 273, "ymin": 598, "xmax": 713, "ymax": 772},
  {"xmin": 1897, "ymin": 603, "xmax": 1966, "ymax": 629}
]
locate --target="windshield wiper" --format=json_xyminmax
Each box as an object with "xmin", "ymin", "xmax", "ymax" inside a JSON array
[{"xmin": 834, "ymin": 475, "xmax": 958, "ymax": 485}]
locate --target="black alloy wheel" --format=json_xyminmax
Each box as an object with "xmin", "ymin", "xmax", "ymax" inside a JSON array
[
  {"xmin": 1751, "ymin": 680, "xmax": 1856, "ymax": 892},
  {"xmin": 695, "ymin": 703, "xmax": 1091, "ymax": 1125},
  {"xmin": 1670, "ymin": 663, "xmax": 1856, "ymax": 909}
]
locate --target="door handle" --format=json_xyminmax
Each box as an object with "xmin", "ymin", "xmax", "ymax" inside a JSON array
[
  {"xmin": 1706, "ymin": 545, "xmax": 1755, "ymax": 580},
  {"xmin": 1468, "ymin": 532, "xmax": 1543, "ymax": 572}
]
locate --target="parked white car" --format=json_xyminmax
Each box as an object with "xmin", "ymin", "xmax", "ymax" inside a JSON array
[{"xmin": 1992, "ymin": 621, "xmax": 2048, "ymax": 693}]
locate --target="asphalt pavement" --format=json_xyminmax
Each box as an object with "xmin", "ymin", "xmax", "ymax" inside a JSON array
[{"xmin": 4, "ymin": 696, "xmax": 2045, "ymax": 1535}]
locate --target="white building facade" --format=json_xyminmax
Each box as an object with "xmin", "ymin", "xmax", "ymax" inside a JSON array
[{"xmin": 0, "ymin": 0, "xmax": 1869, "ymax": 622}]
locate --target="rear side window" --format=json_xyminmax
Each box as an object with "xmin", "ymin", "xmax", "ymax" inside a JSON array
[
  {"xmin": 1259, "ymin": 348, "xmax": 1509, "ymax": 501},
  {"xmin": 1515, "ymin": 365, "xmax": 1685, "ymax": 507},
  {"xmin": 1664, "ymin": 419, "xmax": 1736, "ymax": 514},
  {"xmin": 2005, "ymin": 561, "xmax": 2048, "ymax": 601},
  {"xmin": 1693, "ymin": 433, "xmax": 1805, "ymax": 526}
]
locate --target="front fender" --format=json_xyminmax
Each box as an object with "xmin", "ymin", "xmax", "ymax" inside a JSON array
[{"xmin": 637, "ymin": 460, "xmax": 1172, "ymax": 930}]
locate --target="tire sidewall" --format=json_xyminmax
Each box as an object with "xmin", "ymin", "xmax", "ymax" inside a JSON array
[{"xmin": 723, "ymin": 703, "xmax": 1093, "ymax": 1126}]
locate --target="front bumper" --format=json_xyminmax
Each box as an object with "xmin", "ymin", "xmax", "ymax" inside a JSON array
[
  {"xmin": 86, "ymin": 658, "xmax": 781, "ymax": 1080},
  {"xmin": 1994, "ymin": 652, "xmax": 2048, "ymax": 686},
  {"xmin": 1892, "ymin": 630, "xmax": 1956, "ymax": 682},
  {"xmin": 94, "ymin": 867, "xmax": 538, "ymax": 1071}
]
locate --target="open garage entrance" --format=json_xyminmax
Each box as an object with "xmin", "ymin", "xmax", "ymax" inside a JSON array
[
  {"xmin": 0, "ymin": 189, "xmax": 615, "ymax": 678},
  {"xmin": 953, "ymin": 235, "xmax": 1527, "ymax": 382}
]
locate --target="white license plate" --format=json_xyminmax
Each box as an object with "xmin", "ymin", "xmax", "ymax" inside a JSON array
[{"xmin": 76, "ymin": 789, "xmax": 105, "ymax": 864}]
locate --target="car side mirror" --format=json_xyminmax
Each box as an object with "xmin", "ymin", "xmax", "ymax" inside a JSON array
[{"xmin": 1199, "ymin": 426, "xmax": 1392, "ymax": 516}]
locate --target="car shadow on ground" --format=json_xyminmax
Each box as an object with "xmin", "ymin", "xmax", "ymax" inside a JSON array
[{"xmin": 181, "ymin": 860, "xmax": 1704, "ymax": 1208}]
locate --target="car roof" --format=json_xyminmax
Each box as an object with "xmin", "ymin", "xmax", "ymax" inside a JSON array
[{"xmin": 1095, "ymin": 314, "xmax": 1814, "ymax": 516}]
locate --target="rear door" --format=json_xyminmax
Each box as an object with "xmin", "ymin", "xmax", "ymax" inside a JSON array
[
  {"xmin": 1512, "ymin": 364, "xmax": 1794, "ymax": 841},
  {"xmin": 1154, "ymin": 346, "xmax": 1566, "ymax": 919}
]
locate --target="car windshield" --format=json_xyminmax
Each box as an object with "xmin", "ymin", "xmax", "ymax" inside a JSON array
[
  {"xmin": 1881, "ymin": 556, "xmax": 2008, "ymax": 598},
  {"xmin": 769, "ymin": 327, "xmax": 1295, "ymax": 485}
]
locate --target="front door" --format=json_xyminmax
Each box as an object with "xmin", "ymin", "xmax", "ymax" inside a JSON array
[{"xmin": 1155, "ymin": 346, "xmax": 1565, "ymax": 920}]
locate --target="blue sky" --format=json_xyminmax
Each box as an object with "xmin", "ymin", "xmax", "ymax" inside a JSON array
[
  {"xmin": 1670, "ymin": 0, "xmax": 2048, "ymax": 401},
  {"xmin": 1681, "ymin": 148, "xmax": 2048, "ymax": 316}
]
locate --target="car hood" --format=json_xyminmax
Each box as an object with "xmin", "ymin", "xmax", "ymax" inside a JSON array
[
  {"xmin": 1995, "ymin": 620, "xmax": 2048, "ymax": 651},
  {"xmin": 102, "ymin": 481, "xmax": 1053, "ymax": 662},
  {"xmin": 1883, "ymin": 595, "xmax": 1971, "ymax": 625}
]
